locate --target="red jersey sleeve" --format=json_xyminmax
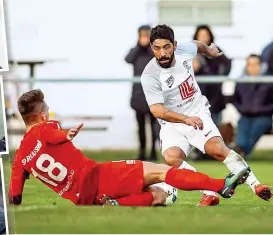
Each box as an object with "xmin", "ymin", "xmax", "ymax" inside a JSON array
[
  {"xmin": 9, "ymin": 152, "xmax": 29, "ymax": 205},
  {"xmin": 41, "ymin": 121, "xmax": 68, "ymax": 144}
]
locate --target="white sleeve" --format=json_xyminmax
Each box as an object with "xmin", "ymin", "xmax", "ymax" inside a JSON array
[
  {"xmin": 141, "ymin": 73, "xmax": 164, "ymax": 106},
  {"xmin": 176, "ymin": 42, "xmax": 197, "ymax": 57}
]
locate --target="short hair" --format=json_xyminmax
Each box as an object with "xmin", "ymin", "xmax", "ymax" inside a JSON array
[
  {"xmin": 248, "ymin": 54, "xmax": 261, "ymax": 62},
  {"xmin": 150, "ymin": 24, "xmax": 175, "ymax": 44},
  {"xmin": 17, "ymin": 89, "xmax": 46, "ymax": 121}
]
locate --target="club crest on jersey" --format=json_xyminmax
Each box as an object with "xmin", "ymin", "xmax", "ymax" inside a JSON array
[
  {"xmin": 183, "ymin": 60, "xmax": 191, "ymax": 73},
  {"xmin": 179, "ymin": 75, "xmax": 197, "ymax": 100},
  {"xmin": 165, "ymin": 75, "xmax": 175, "ymax": 88}
]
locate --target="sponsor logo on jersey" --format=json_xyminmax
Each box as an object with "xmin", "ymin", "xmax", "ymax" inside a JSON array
[
  {"xmin": 58, "ymin": 170, "xmax": 75, "ymax": 196},
  {"xmin": 179, "ymin": 75, "xmax": 197, "ymax": 100},
  {"xmin": 165, "ymin": 75, "xmax": 175, "ymax": 88},
  {"xmin": 22, "ymin": 140, "xmax": 42, "ymax": 165},
  {"xmin": 176, "ymin": 97, "xmax": 196, "ymax": 107}
]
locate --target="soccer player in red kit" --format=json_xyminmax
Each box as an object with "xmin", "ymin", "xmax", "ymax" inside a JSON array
[{"xmin": 9, "ymin": 89, "xmax": 250, "ymax": 207}]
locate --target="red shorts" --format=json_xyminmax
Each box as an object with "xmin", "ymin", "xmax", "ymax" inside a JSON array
[{"xmin": 95, "ymin": 160, "xmax": 144, "ymax": 204}]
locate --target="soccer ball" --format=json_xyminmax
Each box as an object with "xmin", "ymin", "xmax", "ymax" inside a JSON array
[{"xmin": 153, "ymin": 182, "xmax": 178, "ymax": 206}]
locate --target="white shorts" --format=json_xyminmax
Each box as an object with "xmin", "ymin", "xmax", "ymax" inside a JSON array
[{"xmin": 159, "ymin": 109, "xmax": 222, "ymax": 156}]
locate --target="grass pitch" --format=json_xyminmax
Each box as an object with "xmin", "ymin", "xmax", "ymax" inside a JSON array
[{"xmin": 3, "ymin": 150, "xmax": 273, "ymax": 234}]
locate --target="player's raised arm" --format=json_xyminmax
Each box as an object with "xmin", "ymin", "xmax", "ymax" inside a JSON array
[
  {"xmin": 9, "ymin": 153, "xmax": 29, "ymax": 205},
  {"xmin": 141, "ymin": 74, "xmax": 203, "ymax": 130},
  {"xmin": 41, "ymin": 121, "xmax": 69, "ymax": 144},
  {"xmin": 192, "ymin": 40, "xmax": 223, "ymax": 59},
  {"xmin": 42, "ymin": 121, "xmax": 83, "ymax": 144},
  {"xmin": 66, "ymin": 123, "xmax": 84, "ymax": 141}
]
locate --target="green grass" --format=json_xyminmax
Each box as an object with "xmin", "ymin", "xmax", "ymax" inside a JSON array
[{"xmin": 3, "ymin": 150, "xmax": 273, "ymax": 234}]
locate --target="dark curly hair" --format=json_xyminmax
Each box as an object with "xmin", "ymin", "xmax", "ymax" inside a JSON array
[{"xmin": 150, "ymin": 24, "xmax": 175, "ymax": 44}]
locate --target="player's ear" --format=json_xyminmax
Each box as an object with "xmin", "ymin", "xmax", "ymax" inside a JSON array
[
  {"xmin": 173, "ymin": 41, "xmax": 177, "ymax": 50},
  {"xmin": 40, "ymin": 112, "xmax": 47, "ymax": 121}
]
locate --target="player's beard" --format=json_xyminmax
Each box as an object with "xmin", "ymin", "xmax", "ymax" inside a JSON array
[{"xmin": 157, "ymin": 53, "xmax": 175, "ymax": 69}]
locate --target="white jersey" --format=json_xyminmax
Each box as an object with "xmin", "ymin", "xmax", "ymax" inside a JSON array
[{"xmin": 141, "ymin": 42, "xmax": 210, "ymax": 125}]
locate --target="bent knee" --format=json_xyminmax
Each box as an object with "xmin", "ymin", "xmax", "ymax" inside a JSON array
[
  {"xmin": 205, "ymin": 137, "xmax": 230, "ymax": 160},
  {"xmin": 163, "ymin": 147, "xmax": 185, "ymax": 167}
]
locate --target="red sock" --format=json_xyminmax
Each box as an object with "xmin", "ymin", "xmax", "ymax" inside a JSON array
[
  {"xmin": 165, "ymin": 168, "xmax": 225, "ymax": 192},
  {"xmin": 117, "ymin": 192, "xmax": 154, "ymax": 207}
]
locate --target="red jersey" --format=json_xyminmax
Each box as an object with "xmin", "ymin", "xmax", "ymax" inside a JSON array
[{"xmin": 9, "ymin": 121, "xmax": 98, "ymax": 205}]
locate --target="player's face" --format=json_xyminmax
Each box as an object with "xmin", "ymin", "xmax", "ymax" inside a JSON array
[
  {"xmin": 246, "ymin": 57, "xmax": 261, "ymax": 76},
  {"xmin": 151, "ymin": 39, "xmax": 177, "ymax": 68}
]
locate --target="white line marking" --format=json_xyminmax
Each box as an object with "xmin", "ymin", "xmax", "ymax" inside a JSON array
[{"xmin": 12, "ymin": 205, "xmax": 56, "ymax": 212}]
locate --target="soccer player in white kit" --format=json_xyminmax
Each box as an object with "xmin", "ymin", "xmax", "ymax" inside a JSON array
[{"xmin": 141, "ymin": 24, "xmax": 272, "ymax": 206}]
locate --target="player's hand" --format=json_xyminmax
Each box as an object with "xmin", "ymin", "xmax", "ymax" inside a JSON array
[
  {"xmin": 183, "ymin": 116, "xmax": 203, "ymax": 130},
  {"xmin": 206, "ymin": 43, "xmax": 224, "ymax": 59},
  {"xmin": 66, "ymin": 123, "xmax": 84, "ymax": 141}
]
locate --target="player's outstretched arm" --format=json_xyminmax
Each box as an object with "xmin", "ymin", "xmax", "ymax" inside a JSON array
[
  {"xmin": 42, "ymin": 121, "xmax": 83, "ymax": 144},
  {"xmin": 66, "ymin": 123, "xmax": 83, "ymax": 141},
  {"xmin": 9, "ymin": 156, "xmax": 29, "ymax": 205},
  {"xmin": 150, "ymin": 104, "xmax": 203, "ymax": 130},
  {"xmin": 192, "ymin": 40, "xmax": 223, "ymax": 59}
]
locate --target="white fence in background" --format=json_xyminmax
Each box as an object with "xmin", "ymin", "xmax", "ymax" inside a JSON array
[{"xmin": 3, "ymin": 76, "xmax": 273, "ymax": 150}]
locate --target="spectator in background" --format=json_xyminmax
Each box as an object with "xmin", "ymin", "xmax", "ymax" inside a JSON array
[
  {"xmin": 193, "ymin": 25, "xmax": 231, "ymax": 127},
  {"xmin": 125, "ymin": 25, "xmax": 159, "ymax": 161},
  {"xmin": 265, "ymin": 51, "xmax": 273, "ymax": 76},
  {"xmin": 261, "ymin": 39, "xmax": 273, "ymax": 63},
  {"xmin": 0, "ymin": 207, "xmax": 5, "ymax": 234},
  {"xmin": 233, "ymin": 54, "xmax": 273, "ymax": 157},
  {"xmin": 190, "ymin": 25, "xmax": 231, "ymax": 161}
]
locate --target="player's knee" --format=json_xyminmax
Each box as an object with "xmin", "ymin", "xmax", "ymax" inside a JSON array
[
  {"xmin": 163, "ymin": 148, "xmax": 185, "ymax": 168},
  {"xmin": 165, "ymin": 156, "xmax": 182, "ymax": 168},
  {"xmin": 206, "ymin": 137, "xmax": 230, "ymax": 160}
]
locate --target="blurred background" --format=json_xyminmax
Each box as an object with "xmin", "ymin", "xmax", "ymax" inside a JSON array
[
  {"xmin": 2, "ymin": 0, "xmax": 273, "ymax": 161},
  {"xmin": 0, "ymin": 88, "xmax": 5, "ymax": 140}
]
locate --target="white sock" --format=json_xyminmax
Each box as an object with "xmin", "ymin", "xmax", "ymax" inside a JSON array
[
  {"xmin": 179, "ymin": 161, "xmax": 218, "ymax": 197},
  {"xmin": 223, "ymin": 150, "xmax": 260, "ymax": 192}
]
